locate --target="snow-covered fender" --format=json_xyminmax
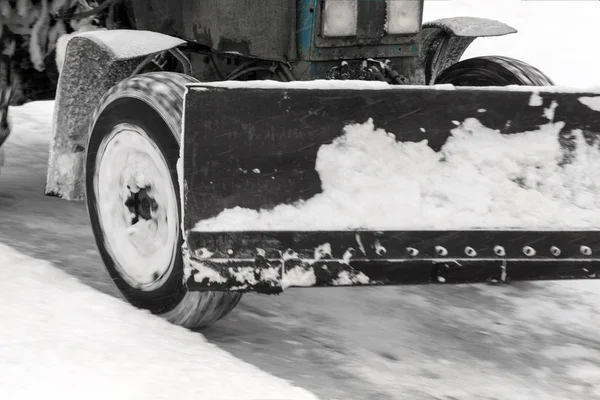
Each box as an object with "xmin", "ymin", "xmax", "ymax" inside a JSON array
[
  {"xmin": 44, "ymin": 30, "xmax": 186, "ymax": 201},
  {"xmin": 416, "ymin": 17, "xmax": 517, "ymax": 85}
]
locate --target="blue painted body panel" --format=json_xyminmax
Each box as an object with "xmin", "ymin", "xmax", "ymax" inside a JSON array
[
  {"xmin": 297, "ymin": 0, "xmax": 317, "ymax": 60},
  {"xmin": 294, "ymin": 0, "xmax": 418, "ymax": 78}
]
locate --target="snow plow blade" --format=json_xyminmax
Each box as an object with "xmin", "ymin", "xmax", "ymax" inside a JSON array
[{"xmin": 181, "ymin": 81, "xmax": 600, "ymax": 293}]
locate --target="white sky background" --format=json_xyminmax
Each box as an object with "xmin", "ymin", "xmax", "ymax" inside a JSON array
[{"xmin": 422, "ymin": 0, "xmax": 600, "ymax": 88}]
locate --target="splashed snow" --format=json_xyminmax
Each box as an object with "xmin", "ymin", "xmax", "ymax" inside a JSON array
[
  {"xmin": 529, "ymin": 93, "xmax": 543, "ymax": 106},
  {"xmin": 194, "ymin": 117, "xmax": 600, "ymax": 231},
  {"xmin": 282, "ymin": 267, "xmax": 317, "ymax": 289},
  {"xmin": 0, "ymin": 243, "xmax": 318, "ymax": 400},
  {"xmin": 314, "ymin": 243, "xmax": 333, "ymax": 261},
  {"xmin": 191, "ymin": 262, "xmax": 228, "ymax": 283},
  {"xmin": 332, "ymin": 270, "xmax": 370, "ymax": 285}
]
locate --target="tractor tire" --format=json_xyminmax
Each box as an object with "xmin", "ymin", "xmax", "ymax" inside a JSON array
[
  {"xmin": 435, "ymin": 55, "xmax": 554, "ymax": 86},
  {"xmin": 85, "ymin": 71, "xmax": 242, "ymax": 329}
]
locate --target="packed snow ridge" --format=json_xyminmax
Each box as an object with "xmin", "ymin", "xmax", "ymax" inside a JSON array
[
  {"xmin": 194, "ymin": 116, "xmax": 600, "ymax": 231},
  {"xmin": 0, "ymin": 243, "xmax": 318, "ymax": 400}
]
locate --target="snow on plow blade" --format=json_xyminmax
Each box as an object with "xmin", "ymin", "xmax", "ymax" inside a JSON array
[{"xmin": 181, "ymin": 81, "xmax": 600, "ymax": 293}]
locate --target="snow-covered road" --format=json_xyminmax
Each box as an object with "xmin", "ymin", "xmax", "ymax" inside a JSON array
[
  {"xmin": 2, "ymin": 1, "xmax": 600, "ymax": 399},
  {"xmin": 0, "ymin": 243, "xmax": 317, "ymax": 400}
]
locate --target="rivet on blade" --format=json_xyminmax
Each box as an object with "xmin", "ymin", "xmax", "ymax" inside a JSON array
[
  {"xmin": 465, "ymin": 247, "xmax": 477, "ymax": 257},
  {"xmin": 283, "ymin": 249, "xmax": 299, "ymax": 260},
  {"xmin": 196, "ymin": 248, "xmax": 214, "ymax": 259},
  {"xmin": 406, "ymin": 247, "xmax": 419, "ymax": 257},
  {"xmin": 523, "ymin": 246, "xmax": 536, "ymax": 256},
  {"xmin": 435, "ymin": 246, "xmax": 448, "ymax": 256},
  {"xmin": 493, "ymin": 246, "xmax": 506, "ymax": 256},
  {"xmin": 550, "ymin": 246, "xmax": 561, "ymax": 256},
  {"xmin": 580, "ymin": 246, "xmax": 592, "ymax": 256}
]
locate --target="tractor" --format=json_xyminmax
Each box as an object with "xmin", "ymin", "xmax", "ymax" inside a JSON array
[{"xmin": 2, "ymin": 0, "xmax": 599, "ymax": 329}]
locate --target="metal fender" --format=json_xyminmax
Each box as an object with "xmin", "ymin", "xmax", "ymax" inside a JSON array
[
  {"xmin": 417, "ymin": 17, "xmax": 517, "ymax": 85},
  {"xmin": 45, "ymin": 30, "xmax": 186, "ymax": 201}
]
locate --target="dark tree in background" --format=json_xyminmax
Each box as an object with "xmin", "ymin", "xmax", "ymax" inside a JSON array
[{"xmin": 0, "ymin": 0, "xmax": 133, "ymax": 105}]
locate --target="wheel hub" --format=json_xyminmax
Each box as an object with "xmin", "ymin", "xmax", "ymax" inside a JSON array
[
  {"xmin": 93, "ymin": 123, "xmax": 179, "ymax": 291},
  {"xmin": 125, "ymin": 186, "xmax": 158, "ymax": 223}
]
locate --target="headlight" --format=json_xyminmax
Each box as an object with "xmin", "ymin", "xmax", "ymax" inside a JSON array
[
  {"xmin": 322, "ymin": 0, "xmax": 358, "ymax": 37},
  {"xmin": 385, "ymin": 0, "xmax": 422, "ymax": 35}
]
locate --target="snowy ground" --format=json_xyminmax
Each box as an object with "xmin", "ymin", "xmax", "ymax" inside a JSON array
[
  {"xmin": 2, "ymin": 1, "xmax": 600, "ymax": 399},
  {"xmin": 0, "ymin": 243, "xmax": 317, "ymax": 400}
]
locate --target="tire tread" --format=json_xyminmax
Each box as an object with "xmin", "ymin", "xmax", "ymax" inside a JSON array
[
  {"xmin": 87, "ymin": 71, "xmax": 242, "ymax": 329},
  {"xmin": 435, "ymin": 55, "xmax": 554, "ymax": 86}
]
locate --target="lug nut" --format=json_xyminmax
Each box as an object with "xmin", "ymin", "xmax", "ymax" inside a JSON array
[
  {"xmin": 493, "ymin": 246, "xmax": 506, "ymax": 256},
  {"xmin": 523, "ymin": 246, "xmax": 536, "ymax": 257},
  {"xmin": 465, "ymin": 247, "xmax": 477, "ymax": 257}
]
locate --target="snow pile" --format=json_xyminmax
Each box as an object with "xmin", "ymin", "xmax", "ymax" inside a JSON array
[
  {"xmin": 0, "ymin": 243, "xmax": 318, "ymax": 400},
  {"xmin": 194, "ymin": 117, "xmax": 600, "ymax": 231}
]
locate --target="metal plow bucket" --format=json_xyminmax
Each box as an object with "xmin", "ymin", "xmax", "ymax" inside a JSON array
[{"xmin": 181, "ymin": 81, "xmax": 600, "ymax": 293}]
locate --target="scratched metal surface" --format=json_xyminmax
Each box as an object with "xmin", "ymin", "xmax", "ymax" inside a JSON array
[{"xmin": 182, "ymin": 86, "xmax": 600, "ymax": 230}]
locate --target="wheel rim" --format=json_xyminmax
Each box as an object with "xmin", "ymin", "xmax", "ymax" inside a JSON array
[{"xmin": 93, "ymin": 123, "xmax": 179, "ymax": 291}]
